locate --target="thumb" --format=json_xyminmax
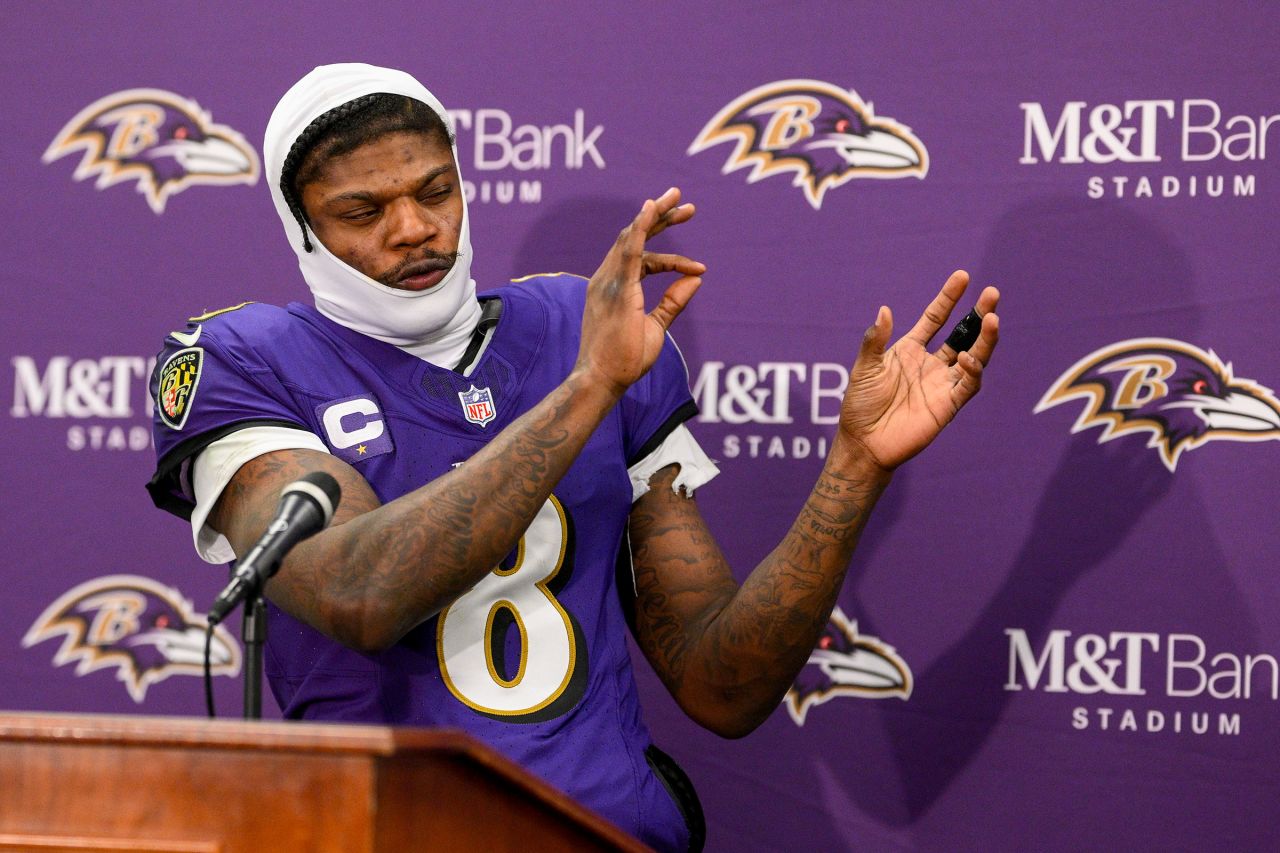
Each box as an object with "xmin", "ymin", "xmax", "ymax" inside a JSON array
[
  {"xmin": 648, "ymin": 275, "xmax": 703, "ymax": 332},
  {"xmin": 857, "ymin": 305, "xmax": 892, "ymax": 366}
]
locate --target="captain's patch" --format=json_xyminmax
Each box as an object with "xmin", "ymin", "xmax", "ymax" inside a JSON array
[{"xmin": 316, "ymin": 395, "xmax": 394, "ymax": 463}]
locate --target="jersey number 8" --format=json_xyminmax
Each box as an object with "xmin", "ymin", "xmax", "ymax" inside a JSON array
[{"xmin": 436, "ymin": 495, "xmax": 587, "ymax": 722}]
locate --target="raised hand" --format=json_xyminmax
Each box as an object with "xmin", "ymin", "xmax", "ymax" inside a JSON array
[
  {"xmin": 575, "ymin": 188, "xmax": 705, "ymax": 396},
  {"xmin": 838, "ymin": 270, "xmax": 1000, "ymax": 472}
]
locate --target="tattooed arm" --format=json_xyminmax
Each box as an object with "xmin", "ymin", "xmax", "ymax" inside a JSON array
[
  {"xmin": 628, "ymin": 272, "xmax": 1000, "ymax": 737},
  {"xmin": 629, "ymin": 448, "xmax": 890, "ymax": 737},
  {"xmin": 208, "ymin": 190, "xmax": 704, "ymax": 653}
]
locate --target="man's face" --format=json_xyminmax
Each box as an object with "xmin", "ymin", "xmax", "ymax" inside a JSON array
[{"xmin": 300, "ymin": 130, "xmax": 463, "ymax": 291}]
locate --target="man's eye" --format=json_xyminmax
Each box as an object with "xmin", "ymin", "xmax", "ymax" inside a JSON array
[
  {"xmin": 422, "ymin": 185, "xmax": 452, "ymax": 203},
  {"xmin": 341, "ymin": 209, "xmax": 377, "ymax": 221}
]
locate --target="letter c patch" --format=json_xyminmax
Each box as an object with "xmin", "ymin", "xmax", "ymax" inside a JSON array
[{"xmin": 316, "ymin": 395, "xmax": 393, "ymax": 463}]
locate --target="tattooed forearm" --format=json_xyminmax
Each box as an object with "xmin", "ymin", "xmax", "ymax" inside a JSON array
[
  {"xmin": 209, "ymin": 367, "xmax": 623, "ymax": 652},
  {"xmin": 629, "ymin": 441, "xmax": 891, "ymax": 737}
]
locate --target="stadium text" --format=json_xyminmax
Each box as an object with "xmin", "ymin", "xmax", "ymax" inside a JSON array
[{"xmin": 10, "ymin": 355, "xmax": 155, "ymax": 452}]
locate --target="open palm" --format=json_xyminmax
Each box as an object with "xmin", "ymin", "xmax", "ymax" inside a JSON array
[{"xmin": 840, "ymin": 271, "xmax": 1000, "ymax": 471}]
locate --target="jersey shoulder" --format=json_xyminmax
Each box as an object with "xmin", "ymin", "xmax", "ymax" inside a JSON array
[
  {"xmin": 160, "ymin": 301, "xmax": 300, "ymax": 358},
  {"xmin": 496, "ymin": 273, "xmax": 697, "ymax": 459},
  {"xmin": 154, "ymin": 301, "xmax": 335, "ymax": 385},
  {"xmin": 148, "ymin": 302, "xmax": 319, "ymax": 520},
  {"xmin": 499, "ymin": 272, "xmax": 589, "ymax": 315}
]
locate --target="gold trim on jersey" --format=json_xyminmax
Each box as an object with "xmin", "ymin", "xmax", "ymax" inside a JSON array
[{"xmin": 188, "ymin": 301, "xmax": 255, "ymax": 322}]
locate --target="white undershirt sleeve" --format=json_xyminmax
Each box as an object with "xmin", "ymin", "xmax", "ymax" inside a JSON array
[
  {"xmin": 192, "ymin": 421, "xmax": 714, "ymax": 561},
  {"xmin": 627, "ymin": 424, "xmax": 719, "ymax": 503},
  {"xmin": 190, "ymin": 425, "xmax": 330, "ymax": 564}
]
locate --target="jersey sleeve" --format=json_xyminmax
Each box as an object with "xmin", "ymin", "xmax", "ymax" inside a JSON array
[
  {"xmin": 190, "ymin": 425, "xmax": 330, "ymax": 563},
  {"xmin": 146, "ymin": 320, "xmax": 315, "ymax": 521},
  {"xmin": 618, "ymin": 330, "xmax": 700, "ymax": 467}
]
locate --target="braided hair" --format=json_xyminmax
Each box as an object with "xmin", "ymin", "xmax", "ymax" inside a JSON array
[{"xmin": 279, "ymin": 93, "xmax": 453, "ymax": 252}]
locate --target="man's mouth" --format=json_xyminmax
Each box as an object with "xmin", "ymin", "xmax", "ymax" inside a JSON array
[{"xmin": 387, "ymin": 257, "xmax": 454, "ymax": 292}]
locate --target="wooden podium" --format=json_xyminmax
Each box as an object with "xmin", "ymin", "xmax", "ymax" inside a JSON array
[{"xmin": 0, "ymin": 713, "xmax": 649, "ymax": 852}]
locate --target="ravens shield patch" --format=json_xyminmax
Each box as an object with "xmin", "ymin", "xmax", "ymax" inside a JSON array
[{"xmin": 157, "ymin": 347, "xmax": 203, "ymax": 430}]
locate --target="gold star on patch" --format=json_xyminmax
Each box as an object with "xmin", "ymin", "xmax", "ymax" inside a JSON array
[{"xmin": 356, "ymin": 444, "xmax": 367, "ymax": 455}]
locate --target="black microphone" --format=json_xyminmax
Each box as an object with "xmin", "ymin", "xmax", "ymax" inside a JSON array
[{"xmin": 207, "ymin": 471, "xmax": 341, "ymax": 625}]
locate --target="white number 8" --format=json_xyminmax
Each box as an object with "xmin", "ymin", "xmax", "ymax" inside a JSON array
[{"xmin": 436, "ymin": 495, "xmax": 586, "ymax": 721}]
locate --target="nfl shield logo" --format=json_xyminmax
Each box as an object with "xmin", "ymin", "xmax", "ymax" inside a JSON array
[{"xmin": 458, "ymin": 384, "xmax": 497, "ymax": 427}]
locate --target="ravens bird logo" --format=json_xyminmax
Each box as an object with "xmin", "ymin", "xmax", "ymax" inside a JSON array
[
  {"xmin": 784, "ymin": 606, "xmax": 913, "ymax": 726},
  {"xmin": 43, "ymin": 88, "xmax": 260, "ymax": 214},
  {"xmin": 23, "ymin": 574, "xmax": 241, "ymax": 703},
  {"xmin": 1036, "ymin": 338, "xmax": 1280, "ymax": 472},
  {"xmin": 689, "ymin": 79, "xmax": 927, "ymax": 210}
]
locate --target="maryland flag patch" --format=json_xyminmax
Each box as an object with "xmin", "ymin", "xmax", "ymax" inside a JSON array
[{"xmin": 157, "ymin": 347, "xmax": 203, "ymax": 430}]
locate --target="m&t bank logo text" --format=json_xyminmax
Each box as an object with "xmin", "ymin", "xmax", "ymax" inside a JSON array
[
  {"xmin": 1019, "ymin": 99, "xmax": 1276, "ymax": 200},
  {"xmin": 1004, "ymin": 628, "xmax": 1279, "ymax": 737}
]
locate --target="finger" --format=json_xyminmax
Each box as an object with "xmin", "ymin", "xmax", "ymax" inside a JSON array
[
  {"xmin": 642, "ymin": 187, "xmax": 681, "ymax": 237},
  {"xmin": 648, "ymin": 275, "xmax": 703, "ymax": 331},
  {"xmin": 974, "ymin": 285, "xmax": 1000, "ymax": 315},
  {"xmin": 645, "ymin": 187, "xmax": 691, "ymax": 238},
  {"xmin": 648, "ymin": 203, "xmax": 696, "ymax": 238},
  {"xmin": 951, "ymin": 349, "xmax": 985, "ymax": 405},
  {"xmin": 630, "ymin": 198, "xmax": 658, "ymax": 237},
  {"xmin": 856, "ymin": 305, "xmax": 893, "ymax": 368},
  {"xmin": 966, "ymin": 311, "xmax": 1000, "ymax": 367},
  {"xmin": 641, "ymin": 252, "xmax": 706, "ymax": 278},
  {"xmin": 904, "ymin": 270, "xmax": 969, "ymax": 349},
  {"xmin": 614, "ymin": 199, "xmax": 657, "ymax": 280},
  {"xmin": 648, "ymin": 202, "xmax": 696, "ymax": 239},
  {"xmin": 933, "ymin": 284, "xmax": 1000, "ymax": 363},
  {"xmin": 653, "ymin": 186, "xmax": 681, "ymax": 213}
]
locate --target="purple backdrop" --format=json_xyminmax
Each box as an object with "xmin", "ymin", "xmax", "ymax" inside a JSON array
[{"xmin": 4, "ymin": 2, "xmax": 1279, "ymax": 849}]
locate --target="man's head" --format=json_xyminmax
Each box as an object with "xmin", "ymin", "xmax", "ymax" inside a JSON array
[
  {"xmin": 279, "ymin": 94, "xmax": 462, "ymax": 290},
  {"xmin": 264, "ymin": 64, "xmax": 478, "ymax": 347}
]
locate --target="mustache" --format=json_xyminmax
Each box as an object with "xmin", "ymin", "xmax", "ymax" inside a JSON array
[{"xmin": 376, "ymin": 248, "xmax": 462, "ymax": 286}]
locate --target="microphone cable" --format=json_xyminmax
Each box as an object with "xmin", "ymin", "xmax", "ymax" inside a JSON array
[{"xmin": 204, "ymin": 620, "xmax": 217, "ymax": 718}]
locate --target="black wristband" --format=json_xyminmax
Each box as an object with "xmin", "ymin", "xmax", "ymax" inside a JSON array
[{"xmin": 944, "ymin": 308, "xmax": 983, "ymax": 352}]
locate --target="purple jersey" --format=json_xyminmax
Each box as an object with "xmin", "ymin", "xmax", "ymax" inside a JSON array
[{"xmin": 148, "ymin": 275, "xmax": 698, "ymax": 851}]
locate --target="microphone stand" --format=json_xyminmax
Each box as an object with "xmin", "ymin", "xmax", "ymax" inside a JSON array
[
  {"xmin": 241, "ymin": 585, "xmax": 267, "ymax": 720},
  {"xmin": 208, "ymin": 471, "xmax": 343, "ymax": 719}
]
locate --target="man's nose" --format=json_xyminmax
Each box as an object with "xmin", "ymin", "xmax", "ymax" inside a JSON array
[{"xmin": 385, "ymin": 198, "xmax": 437, "ymax": 248}]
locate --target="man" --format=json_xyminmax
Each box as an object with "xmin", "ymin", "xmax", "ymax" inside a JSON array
[{"xmin": 149, "ymin": 63, "xmax": 998, "ymax": 852}]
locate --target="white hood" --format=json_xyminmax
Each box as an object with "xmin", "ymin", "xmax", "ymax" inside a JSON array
[{"xmin": 263, "ymin": 63, "xmax": 479, "ymax": 363}]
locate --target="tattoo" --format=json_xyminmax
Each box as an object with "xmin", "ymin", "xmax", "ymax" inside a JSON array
[
  {"xmin": 628, "ymin": 460, "xmax": 889, "ymax": 733},
  {"xmin": 211, "ymin": 371, "xmax": 616, "ymax": 652}
]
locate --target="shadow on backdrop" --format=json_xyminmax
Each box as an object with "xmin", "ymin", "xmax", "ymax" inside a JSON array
[
  {"xmin": 509, "ymin": 191, "xmax": 710, "ymax": 361},
  {"xmin": 511, "ymin": 194, "xmax": 684, "ymax": 282},
  {"xmin": 838, "ymin": 195, "xmax": 1215, "ymax": 827}
]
